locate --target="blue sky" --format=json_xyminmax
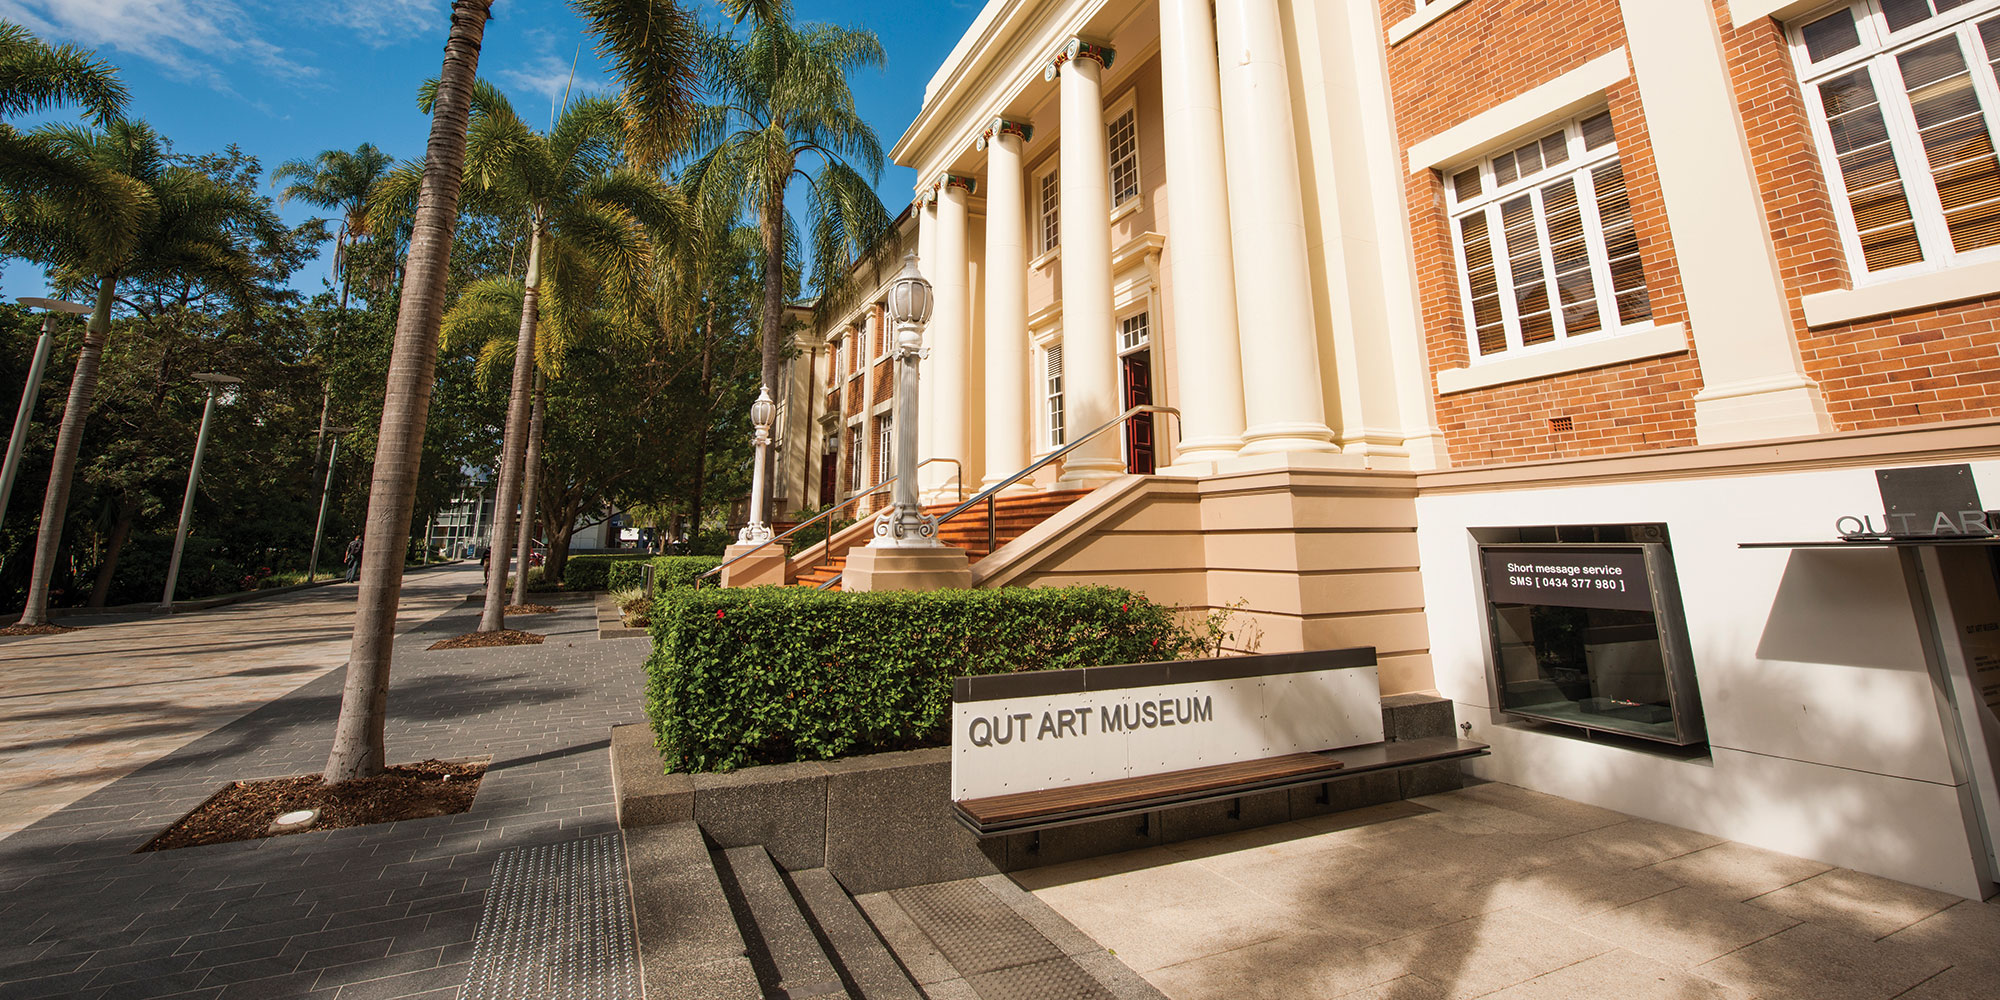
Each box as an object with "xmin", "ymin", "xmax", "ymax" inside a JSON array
[{"xmin": 0, "ymin": 0, "xmax": 986, "ymax": 300}]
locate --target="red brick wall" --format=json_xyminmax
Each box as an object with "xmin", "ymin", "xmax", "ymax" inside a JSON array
[
  {"xmin": 1386, "ymin": 0, "xmax": 1701, "ymax": 466},
  {"xmin": 1720, "ymin": 3, "xmax": 2000, "ymax": 428}
]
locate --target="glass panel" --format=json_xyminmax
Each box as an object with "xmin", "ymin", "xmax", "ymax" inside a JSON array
[
  {"xmin": 1458, "ymin": 212, "xmax": 1508, "ymax": 355},
  {"xmin": 1983, "ymin": 17, "xmax": 2000, "ymax": 66},
  {"xmin": 1490, "ymin": 601, "xmax": 1680, "ymax": 742},
  {"xmin": 1503, "ymin": 195, "xmax": 1554, "ymax": 345},
  {"xmin": 1541, "ymin": 131, "xmax": 1570, "ymax": 168},
  {"xmin": 1819, "ymin": 68, "xmax": 1925, "ymax": 270},
  {"xmin": 1511, "ymin": 137, "xmax": 1545, "ymax": 177},
  {"xmin": 1898, "ymin": 35, "xmax": 2000, "ymax": 252},
  {"xmin": 1802, "ymin": 8, "xmax": 1862, "ymax": 62},
  {"xmin": 1453, "ymin": 167, "xmax": 1483, "ymax": 203},
  {"xmin": 1040, "ymin": 169, "xmax": 1060, "ymax": 253},
  {"xmin": 1494, "ymin": 150, "xmax": 1519, "ymax": 186},
  {"xmin": 1882, "ymin": 0, "xmax": 1936, "ymax": 32},
  {"xmin": 1541, "ymin": 177, "xmax": 1601, "ymax": 336},
  {"xmin": 1045, "ymin": 344, "xmax": 1065, "ymax": 447},
  {"xmin": 1581, "ymin": 111, "xmax": 1616, "ymax": 151},
  {"xmin": 1592, "ymin": 161, "xmax": 1653, "ymax": 324}
]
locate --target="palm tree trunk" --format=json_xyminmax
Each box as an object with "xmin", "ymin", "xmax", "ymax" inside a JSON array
[
  {"xmin": 757, "ymin": 191, "xmax": 786, "ymax": 525},
  {"xmin": 324, "ymin": 0, "xmax": 492, "ymax": 784},
  {"xmin": 16, "ymin": 273, "xmax": 117, "ymax": 626},
  {"xmin": 86, "ymin": 494, "xmax": 139, "ymax": 608},
  {"xmin": 509, "ymin": 373, "xmax": 546, "ymax": 607},
  {"xmin": 479, "ymin": 220, "xmax": 541, "ymax": 631}
]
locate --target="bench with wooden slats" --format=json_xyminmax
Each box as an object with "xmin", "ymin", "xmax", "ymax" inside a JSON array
[{"xmin": 952, "ymin": 734, "xmax": 1490, "ymax": 836}]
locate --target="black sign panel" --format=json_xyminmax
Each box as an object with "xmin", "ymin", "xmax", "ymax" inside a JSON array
[{"xmin": 1482, "ymin": 547, "xmax": 1652, "ymax": 612}]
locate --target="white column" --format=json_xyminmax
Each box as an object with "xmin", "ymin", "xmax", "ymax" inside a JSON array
[
  {"xmin": 1051, "ymin": 38, "xmax": 1124, "ymax": 488},
  {"xmin": 1159, "ymin": 0, "xmax": 1247, "ymax": 466},
  {"xmin": 915, "ymin": 192, "xmax": 939, "ymax": 496},
  {"xmin": 980, "ymin": 119, "xmax": 1033, "ymax": 491},
  {"xmin": 1621, "ymin": 0, "xmax": 1831, "ymax": 444},
  {"xmin": 926, "ymin": 176, "xmax": 973, "ymax": 501},
  {"xmin": 1217, "ymin": 0, "xmax": 1337, "ymax": 455}
]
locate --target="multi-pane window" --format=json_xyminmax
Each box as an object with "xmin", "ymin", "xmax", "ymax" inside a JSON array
[
  {"xmin": 1118, "ymin": 312, "xmax": 1150, "ymax": 353},
  {"xmin": 1446, "ymin": 111, "xmax": 1652, "ymax": 359},
  {"xmin": 1108, "ymin": 106, "xmax": 1140, "ymax": 206},
  {"xmin": 1043, "ymin": 343, "xmax": 1066, "ymax": 449},
  {"xmin": 1038, "ymin": 167, "xmax": 1061, "ymax": 254},
  {"xmin": 1792, "ymin": 0, "xmax": 2000, "ymax": 276},
  {"xmin": 876, "ymin": 416, "xmax": 893, "ymax": 483},
  {"xmin": 847, "ymin": 429, "xmax": 863, "ymax": 493}
]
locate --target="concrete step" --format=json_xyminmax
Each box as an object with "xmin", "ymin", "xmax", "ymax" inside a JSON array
[
  {"xmin": 623, "ymin": 823, "xmax": 762, "ymax": 999},
  {"xmin": 714, "ymin": 845, "xmax": 851, "ymax": 999},
  {"xmin": 788, "ymin": 869, "xmax": 924, "ymax": 1000}
]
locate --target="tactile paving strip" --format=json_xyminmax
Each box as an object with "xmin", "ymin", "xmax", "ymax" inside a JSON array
[
  {"xmin": 967, "ymin": 957, "xmax": 1119, "ymax": 1000},
  {"xmin": 889, "ymin": 880, "xmax": 1064, "ymax": 976},
  {"xmin": 463, "ymin": 833, "xmax": 641, "ymax": 1000}
]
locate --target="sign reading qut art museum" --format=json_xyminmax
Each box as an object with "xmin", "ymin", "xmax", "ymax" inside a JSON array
[{"xmin": 949, "ymin": 649, "xmax": 1383, "ymax": 801}]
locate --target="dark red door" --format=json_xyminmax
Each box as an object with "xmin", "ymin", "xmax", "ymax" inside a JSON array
[
  {"xmin": 818, "ymin": 448, "xmax": 838, "ymax": 506},
  {"xmin": 1122, "ymin": 350, "xmax": 1155, "ymax": 475}
]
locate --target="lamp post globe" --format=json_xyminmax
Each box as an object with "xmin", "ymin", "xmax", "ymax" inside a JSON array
[{"xmin": 886, "ymin": 253, "xmax": 934, "ymax": 329}]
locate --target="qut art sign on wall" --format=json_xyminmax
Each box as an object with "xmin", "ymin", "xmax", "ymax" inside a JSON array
[{"xmin": 949, "ymin": 649, "xmax": 1385, "ymax": 801}]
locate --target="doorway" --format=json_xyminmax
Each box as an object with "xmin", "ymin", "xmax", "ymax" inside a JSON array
[{"xmin": 1122, "ymin": 350, "xmax": 1154, "ymax": 475}]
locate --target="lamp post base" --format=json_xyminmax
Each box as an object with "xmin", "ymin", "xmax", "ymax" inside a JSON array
[
  {"xmin": 720, "ymin": 543, "xmax": 789, "ymax": 588},
  {"xmin": 842, "ymin": 545, "xmax": 971, "ymax": 593}
]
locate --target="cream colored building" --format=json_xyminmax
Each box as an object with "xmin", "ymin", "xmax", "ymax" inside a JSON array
[{"xmin": 763, "ymin": 0, "xmax": 2000, "ymax": 901}]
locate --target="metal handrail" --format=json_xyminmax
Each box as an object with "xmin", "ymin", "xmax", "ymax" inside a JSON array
[
  {"xmin": 814, "ymin": 404, "xmax": 1182, "ymax": 590},
  {"xmin": 697, "ymin": 457, "xmax": 964, "ymax": 587}
]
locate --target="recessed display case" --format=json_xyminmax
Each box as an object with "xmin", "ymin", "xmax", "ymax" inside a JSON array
[{"xmin": 1477, "ymin": 539, "xmax": 1706, "ymax": 746}]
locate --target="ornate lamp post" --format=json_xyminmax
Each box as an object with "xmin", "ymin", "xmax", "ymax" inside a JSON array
[
  {"xmin": 160, "ymin": 372, "xmax": 242, "ymax": 611},
  {"xmin": 1, "ymin": 298, "xmax": 91, "ymax": 538},
  {"xmin": 738, "ymin": 386, "xmax": 778, "ymax": 545},
  {"xmin": 873, "ymin": 253, "xmax": 938, "ymax": 548}
]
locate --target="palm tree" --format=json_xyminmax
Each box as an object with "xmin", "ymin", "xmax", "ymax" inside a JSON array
[
  {"xmin": 272, "ymin": 143, "xmax": 394, "ymax": 468},
  {"xmin": 325, "ymin": 0, "xmax": 698, "ymax": 783},
  {"xmin": 436, "ymin": 83, "xmax": 679, "ymax": 631},
  {"xmin": 3, "ymin": 119, "xmax": 286, "ymax": 626},
  {"xmin": 683, "ymin": 0, "xmax": 890, "ymax": 518},
  {"xmin": 0, "ymin": 21, "xmax": 134, "ymax": 258}
]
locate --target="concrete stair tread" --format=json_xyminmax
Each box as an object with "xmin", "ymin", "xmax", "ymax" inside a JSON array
[
  {"xmin": 715, "ymin": 845, "xmax": 851, "ymax": 999},
  {"xmin": 786, "ymin": 487, "xmax": 1094, "ymax": 588},
  {"xmin": 789, "ymin": 868, "xmax": 924, "ymax": 1000}
]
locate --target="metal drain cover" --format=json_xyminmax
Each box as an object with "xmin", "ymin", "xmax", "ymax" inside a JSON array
[{"xmin": 463, "ymin": 833, "xmax": 640, "ymax": 1000}]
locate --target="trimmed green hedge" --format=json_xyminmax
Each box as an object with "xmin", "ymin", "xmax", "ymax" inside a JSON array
[
  {"xmin": 560, "ymin": 554, "xmax": 647, "ymax": 591},
  {"xmin": 644, "ymin": 586, "xmax": 1193, "ymax": 772},
  {"xmin": 607, "ymin": 555, "xmax": 724, "ymax": 592}
]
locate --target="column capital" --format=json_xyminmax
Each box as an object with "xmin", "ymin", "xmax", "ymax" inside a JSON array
[
  {"xmin": 940, "ymin": 173, "xmax": 979, "ymax": 196},
  {"xmin": 1043, "ymin": 37, "xmax": 1114, "ymax": 81},
  {"xmin": 975, "ymin": 118, "xmax": 1033, "ymax": 151},
  {"xmin": 912, "ymin": 183, "xmax": 937, "ymax": 210}
]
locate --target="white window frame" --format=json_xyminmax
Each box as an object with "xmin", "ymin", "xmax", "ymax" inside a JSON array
[
  {"xmin": 1444, "ymin": 111, "xmax": 1649, "ymax": 363},
  {"xmin": 1107, "ymin": 91, "xmax": 1141, "ymax": 210},
  {"xmin": 1034, "ymin": 160, "xmax": 1061, "ymax": 257},
  {"xmin": 1042, "ymin": 341, "xmax": 1066, "ymax": 451},
  {"xmin": 1789, "ymin": 0, "xmax": 2000, "ymax": 283},
  {"xmin": 876, "ymin": 415, "xmax": 893, "ymax": 483},
  {"xmin": 1117, "ymin": 310, "xmax": 1151, "ymax": 356}
]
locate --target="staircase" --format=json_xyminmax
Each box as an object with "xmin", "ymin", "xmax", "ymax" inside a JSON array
[
  {"xmin": 712, "ymin": 844, "xmax": 924, "ymax": 1000},
  {"xmin": 791, "ymin": 489, "xmax": 1092, "ymax": 591}
]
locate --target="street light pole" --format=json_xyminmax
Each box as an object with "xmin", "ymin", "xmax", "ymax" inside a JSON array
[
  {"xmin": 159, "ymin": 373, "xmax": 242, "ymax": 612},
  {"xmin": 1, "ymin": 298, "xmax": 91, "ymax": 537},
  {"xmin": 306, "ymin": 427, "xmax": 353, "ymax": 583},
  {"xmin": 737, "ymin": 386, "xmax": 777, "ymax": 545},
  {"xmin": 874, "ymin": 253, "xmax": 940, "ymax": 548}
]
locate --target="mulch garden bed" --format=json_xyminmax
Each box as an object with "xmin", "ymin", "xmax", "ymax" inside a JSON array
[
  {"xmin": 503, "ymin": 604, "xmax": 558, "ymax": 615},
  {"xmin": 0, "ymin": 622, "xmax": 79, "ymax": 636},
  {"xmin": 139, "ymin": 759, "xmax": 486, "ymax": 852},
  {"xmin": 428, "ymin": 629, "xmax": 545, "ymax": 650}
]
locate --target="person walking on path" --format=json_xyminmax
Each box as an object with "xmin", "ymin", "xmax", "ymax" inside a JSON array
[{"xmin": 343, "ymin": 534, "xmax": 364, "ymax": 583}]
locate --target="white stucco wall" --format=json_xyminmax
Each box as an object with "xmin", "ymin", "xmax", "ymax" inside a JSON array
[{"xmin": 1416, "ymin": 458, "xmax": 2000, "ymax": 898}]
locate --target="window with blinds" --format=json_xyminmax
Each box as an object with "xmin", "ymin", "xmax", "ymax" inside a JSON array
[
  {"xmin": 1038, "ymin": 166, "xmax": 1061, "ymax": 255},
  {"xmin": 1445, "ymin": 111, "xmax": 1652, "ymax": 359},
  {"xmin": 1109, "ymin": 106, "xmax": 1140, "ymax": 207},
  {"xmin": 1044, "ymin": 343, "xmax": 1066, "ymax": 449},
  {"xmin": 1792, "ymin": 0, "xmax": 2000, "ymax": 276}
]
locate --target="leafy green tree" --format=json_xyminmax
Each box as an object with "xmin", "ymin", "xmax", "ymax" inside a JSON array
[
  {"xmin": 0, "ymin": 20, "xmax": 129, "ymax": 235},
  {"xmin": 273, "ymin": 142, "xmax": 395, "ymax": 463},
  {"xmin": 3, "ymin": 120, "xmax": 290, "ymax": 625},
  {"xmin": 683, "ymin": 0, "xmax": 890, "ymax": 518}
]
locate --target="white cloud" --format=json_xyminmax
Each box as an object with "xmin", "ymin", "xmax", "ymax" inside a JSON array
[
  {"xmin": 498, "ymin": 50, "xmax": 610, "ymax": 107},
  {"xmin": 0, "ymin": 0, "xmax": 448, "ymax": 90}
]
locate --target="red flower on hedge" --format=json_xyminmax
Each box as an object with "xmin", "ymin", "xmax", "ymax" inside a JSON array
[
  {"xmin": 1120, "ymin": 602, "xmax": 1130, "ymax": 611},
  {"xmin": 716, "ymin": 609, "xmax": 726, "ymax": 620}
]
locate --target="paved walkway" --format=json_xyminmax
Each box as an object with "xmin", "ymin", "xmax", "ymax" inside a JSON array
[
  {"xmin": 1022, "ymin": 782, "xmax": 2000, "ymax": 1000},
  {"xmin": 0, "ymin": 568, "xmax": 475, "ymax": 840},
  {"xmin": 0, "ymin": 569, "xmax": 651, "ymax": 999}
]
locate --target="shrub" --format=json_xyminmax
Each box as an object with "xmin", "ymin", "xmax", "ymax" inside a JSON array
[
  {"xmin": 563, "ymin": 553, "xmax": 647, "ymax": 591},
  {"xmin": 644, "ymin": 585, "xmax": 1194, "ymax": 772},
  {"xmin": 606, "ymin": 555, "xmax": 723, "ymax": 593}
]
